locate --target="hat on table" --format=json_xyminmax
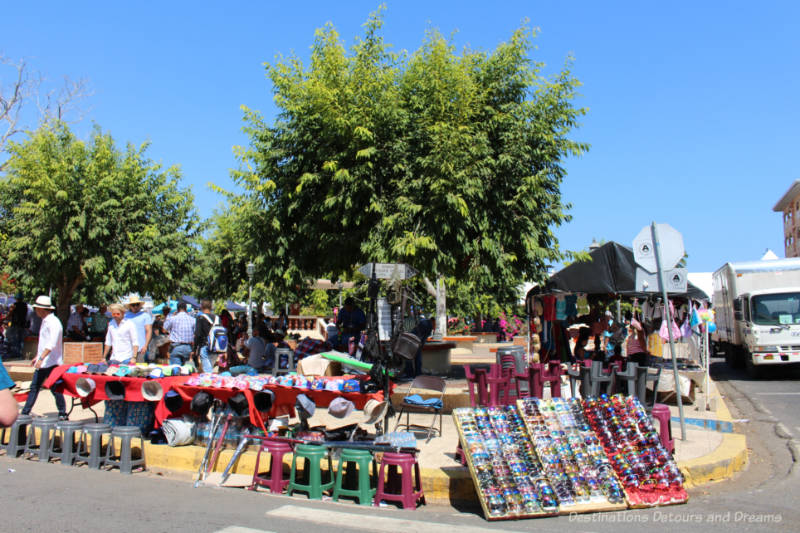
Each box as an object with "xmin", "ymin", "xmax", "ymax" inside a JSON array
[
  {"xmin": 164, "ymin": 390, "xmax": 184, "ymax": 413},
  {"xmin": 360, "ymin": 399, "xmax": 388, "ymax": 426},
  {"xmin": 328, "ymin": 397, "xmax": 355, "ymax": 419},
  {"xmin": 105, "ymin": 381, "xmax": 126, "ymax": 401},
  {"xmin": 141, "ymin": 381, "xmax": 164, "ymax": 402},
  {"xmin": 190, "ymin": 391, "xmax": 214, "ymax": 416},
  {"xmin": 76, "ymin": 377, "xmax": 96, "ymax": 398}
]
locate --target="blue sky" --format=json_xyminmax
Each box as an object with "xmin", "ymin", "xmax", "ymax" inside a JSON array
[{"xmin": 3, "ymin": 1, "xmax": 798, "ymax": 274}]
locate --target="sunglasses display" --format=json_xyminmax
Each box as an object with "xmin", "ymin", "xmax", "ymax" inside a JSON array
[
  {"xmin": 582, "ymin": 394, "xmax": 688, "ymax": 507},
  {"xmin": 454, "ymin": 395, "xmax": 688, "ymax": 521},
  {"xmin": 454, "ymin": 406, "xmax": 558, "ymax": 519}
]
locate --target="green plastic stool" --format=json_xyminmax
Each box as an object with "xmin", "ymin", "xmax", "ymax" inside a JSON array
[
  {"xmin": 332, "ymin": 448, "xmax": 376, "ymax": 505},
  {"xmin": 287, "ymin": 444, "xmax": 333, "ymax": 500}
]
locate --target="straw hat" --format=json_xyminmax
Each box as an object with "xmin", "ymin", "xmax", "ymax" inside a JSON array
[
  {"xmin": 32, "ymin": 295, "xmax": 55, "ymax": 310},
  {"xmin": 360, "ymin": 399, "xmax": 388, "ymax": 426},
  {"xmin": 127, "ymin": 295, "xmax": 145, "ymax": 306}
]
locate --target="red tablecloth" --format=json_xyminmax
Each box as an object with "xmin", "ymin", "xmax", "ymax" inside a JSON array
[
  {"xmin": 43, "ymin": 364, "xmax": 190, "ymax": 404},
  {"xmin": 158, "ymin": 383, "xmax": 389, "ymax": 435}
]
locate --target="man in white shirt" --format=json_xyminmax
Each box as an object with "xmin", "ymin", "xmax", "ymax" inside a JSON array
[
  {"xmin": 20, "ymin": 295, "xmax": 67, "ymax": 419},
  {"xmin": 124, "ymin": 295, "xmax": 152, "ymax": 360},
  {"xmin": 103, "ymin": 303, "xmax": 139, "ymax": 364}
]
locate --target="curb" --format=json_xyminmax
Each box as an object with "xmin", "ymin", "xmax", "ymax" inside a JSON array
[
  {"xmin": 677, "ymin": 388, "xmax": 748, "ymax": 487},
  {"xmin": 145, "ymin": 441, "xmax": 476, "ymax": 506}
]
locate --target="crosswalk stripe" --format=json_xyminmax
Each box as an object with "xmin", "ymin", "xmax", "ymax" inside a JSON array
[
  {"xmin": 266, "ymin": 504, "xmax": 514, "ymax": 533},
  {"xmin": 214, "ymin": 527, "xmax": 276, "ymax": 533}
]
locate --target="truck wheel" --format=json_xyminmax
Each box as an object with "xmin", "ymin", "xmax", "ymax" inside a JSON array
[
  {"xmin": 744, "ymin": 350, "xmax": 764, "ymax": 379},
  {"xmin": 725, "ymin": 344, "xmax": 745, "ymax": 368}
]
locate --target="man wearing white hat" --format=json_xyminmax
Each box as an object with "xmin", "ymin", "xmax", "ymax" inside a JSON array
[
  {"xmin": 124, "ymin": 295, "xmax": 153, "ymax": 361},
  {"xmin": 20, "ymin": 295, "xmax": 67, "ymax": 420}
]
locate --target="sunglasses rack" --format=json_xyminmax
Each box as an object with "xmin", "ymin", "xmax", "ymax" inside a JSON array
[
  {"xmin": 582, "ymin": 394, "xmax": 688, "ymax": 508},
  {"xmin": 453, "ymin": 406, "xmax": 558, "ymax": 521},
  {"xmin": 454, "ymin": 395, "xmax": 689, "ymax": 521},
  {"xmin": 518, "ymin": 397, "xmax": 629, "ymax": 515}
]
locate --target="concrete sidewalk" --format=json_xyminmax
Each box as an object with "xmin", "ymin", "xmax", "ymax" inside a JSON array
[{"xmin": 3, "ymin": 359, "xmax": 748, "ymax": 505}]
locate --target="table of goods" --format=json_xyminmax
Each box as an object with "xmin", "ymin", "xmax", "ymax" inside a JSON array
[{"xmin": 453, "ymin": 393, "xmax": 688, "ymax": 521}]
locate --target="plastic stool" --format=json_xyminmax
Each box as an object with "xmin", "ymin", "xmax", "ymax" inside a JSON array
[
  {"xmin": 55, "ymin": 420, "xmax": 85, "ymax": 465},
  {"xmin": 77, "ymin": 423, "xmax": 112, "ymax": 469},
  {"xmin": 455, "ymin": 441, "xmax": 466, "ymax": 466},
  {"xmin": 287, "ymin": 444, "xmax": 333, "ymax": 499},
  {"xmin": 250, "ymin": 438, "xmax": 293, "ymax": 494},
  {"xmin": 650, "ymin": 403, "xmax": 675, "ymax": 453},
  {"xmin": 4, "ymin": 414, "xmax": 33, "ymax": 458},
  {"xmin": 24, "ymin": 417, "xmax": 58, "ymax": 462},
  {"xmin": 333, "ymin": 448, "xmax": 376, "ymax": 505},
  {"xmin": 374, "ymin": 452, "xmax": 425, "ymax": 509},
  {"xmin": 106, "ymin": 426, "xmax": 147, "ymax": 474}
]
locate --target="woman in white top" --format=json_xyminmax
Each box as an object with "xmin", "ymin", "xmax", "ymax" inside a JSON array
[{"xmin": 103, "ymin": 303, "xmax": 139, "ymax": 364}]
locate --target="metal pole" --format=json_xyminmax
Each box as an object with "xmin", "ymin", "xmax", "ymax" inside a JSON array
[
  {"xmin": 651, "ymin": 222, "xmax": 687, "ymax": 440},
  {"xmin": 705, "ymin": 322, "xmax": 711, "ymax": 411},
  {"xmin": 247, "ymin": 275, "xmax": 253, "ymax": 338}
]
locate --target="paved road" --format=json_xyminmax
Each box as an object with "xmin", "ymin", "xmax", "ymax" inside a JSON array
[{"xmin": 2, "ymin": 357, "xmax": 799, "ymax": 533}]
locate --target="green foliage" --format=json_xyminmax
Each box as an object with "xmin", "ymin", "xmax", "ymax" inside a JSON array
[
  {"xmin": 230, "ymin": 8, "xmax": 587, "ymax": 304},
  {"xmin": 0, "ymin": 121, "xmax": 201, "ymax": 318}
]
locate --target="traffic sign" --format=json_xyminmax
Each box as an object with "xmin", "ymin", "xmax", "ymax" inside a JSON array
[
  {"xmin": 635, "ymin": 267, "xmax": 688, "ymax": 293},
  {"xmin": 358, "ymin": 262, "xmax": 418, "ymax": 280},
  {"xmin": 633, "ymin": 223, "xmax": 685, "ymax": 273}
]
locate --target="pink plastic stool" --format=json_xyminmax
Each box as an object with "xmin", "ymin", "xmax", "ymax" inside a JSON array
[
  {"xmin": 374, "ymin": 452, "xmax": 425, "ymax": 509},
  {"xmin": 455, "ymin": 441, "xmax": 466, "ymax": 466},
  {"xmin": 650, "ymin": 403, "xmax": 675, "ymax": 453},
  {"xmin": 250, "ymin": 438, "xmax": 293, "ymax": 493},
  {"xmin": 532, "ymin": 362, "xmax": 563, "ymax": 398}
]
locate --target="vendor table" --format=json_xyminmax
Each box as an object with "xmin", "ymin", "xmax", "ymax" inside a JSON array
[
  {"xmin": 43, "ymin": 364, "xmax": 191, "ymax": 404},
  {"xmin": 158, "ymin": 383, "xmax": 390, "ymax": 435}
]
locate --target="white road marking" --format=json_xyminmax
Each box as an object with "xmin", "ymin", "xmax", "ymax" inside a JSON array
[
  {"xmin": 265, "ymin": 504, "xmax": 515, "ymax": 533},
  {"xmin": 214, "ymin": 528, "xmax": 276, "ymax": 533}
]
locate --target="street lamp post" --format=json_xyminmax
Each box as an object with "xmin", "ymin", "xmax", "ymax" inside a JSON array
[
  {"xmin": 246, "ymin": 262, "xmax": 255, "ymax": 338},
  {"xmin": 337, "ymin": 280, "xmax": 343, "ymax": 308}
]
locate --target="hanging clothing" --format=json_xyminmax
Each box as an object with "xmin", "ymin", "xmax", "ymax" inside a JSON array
[
  {"xmin": 555, "ymin": 297, "xmax": 567, "ymax": 320},
  {"xmin": 542, "ymin": 296, "xmax": 557, "ymax": 321},
  {"xmin": 564, "ymin": 295, "xmax": 578, "ymax": 318}
]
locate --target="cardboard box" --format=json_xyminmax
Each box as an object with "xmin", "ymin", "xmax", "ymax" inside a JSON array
[
  {"xmin": 63, "ymin": 342, "xmax": 104, "ymax": 364},
  {"xmin": 296, "ymin": 354, "xmax": 342, "ymax": 376}
]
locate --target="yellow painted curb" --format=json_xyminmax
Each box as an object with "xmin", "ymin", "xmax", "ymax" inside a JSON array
[{"xmin": 678, "ymin": 432, "xmax": 748, "ymax": 487}]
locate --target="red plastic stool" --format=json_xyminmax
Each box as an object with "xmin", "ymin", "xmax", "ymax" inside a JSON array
[
  {"xmin": 650, "ymin": 403, "xmax": 675, "ymax": 454},
  {"xmin": 455, "ymin": 441, "xmax": 466, "ymax": 466},
  {"xmin": 250, "ymin": 438, "xmax": 293, "ymax": 494},
  {"xmin": 374, "ymin": 452, "xmax": 425, "ymax": 509}
]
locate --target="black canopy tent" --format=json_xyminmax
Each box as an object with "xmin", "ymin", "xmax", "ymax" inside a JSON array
[{"xmin": 525, "ymin": 241, "xmax": 708, "ymax": 314}]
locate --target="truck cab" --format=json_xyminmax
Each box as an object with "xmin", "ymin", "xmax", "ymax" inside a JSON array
[{"xmin": 736, "ymin": 288, "xmax": 800, "ymax": 373}]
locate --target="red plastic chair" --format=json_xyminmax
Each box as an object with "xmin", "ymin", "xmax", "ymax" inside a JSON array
[{"xmin": 463, "ymin": 365, "xmax": 488, "ymax": 407}]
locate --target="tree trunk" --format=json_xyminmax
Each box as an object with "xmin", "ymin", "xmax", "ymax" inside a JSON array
[
  {"xmin": 435, "ymin": 276, "xmax": 446, "ymax": 339},
  {"xmin": 55, "ymin": 275, "xmax": 82, "ymax": 326}
]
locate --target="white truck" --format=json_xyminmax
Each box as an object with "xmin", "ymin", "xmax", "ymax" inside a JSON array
[{"xmin": 712, "ymin": 258, "xmax": 800, "ymax": 377}]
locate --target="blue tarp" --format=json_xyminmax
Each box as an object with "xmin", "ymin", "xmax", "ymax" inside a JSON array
[{"xmin": 226, "ymin": 301, "xmax": 246, "ymax": 312}]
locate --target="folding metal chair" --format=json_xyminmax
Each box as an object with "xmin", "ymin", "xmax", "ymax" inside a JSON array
[{"xmin": 393, "ymin": 375, "xmax": 446, "ymax": 442}]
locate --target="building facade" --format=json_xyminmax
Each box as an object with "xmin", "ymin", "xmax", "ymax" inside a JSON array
[{"xmin": 773, "ymin": 180, "xmax": 800, "ymax": 258}]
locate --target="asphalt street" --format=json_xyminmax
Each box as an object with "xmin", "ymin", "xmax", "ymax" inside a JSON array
[{"xmin": 1, "ymin": 356, "xmax": 798, "ymax": 533}]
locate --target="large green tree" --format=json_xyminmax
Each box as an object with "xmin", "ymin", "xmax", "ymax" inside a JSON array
[
  {"xmin": 231, "ymin": 9, "xmax": 587, "ymax": 321},
  {"xmin": 0, "ymin": 121, "xmax": 201, "ymax": 320}
]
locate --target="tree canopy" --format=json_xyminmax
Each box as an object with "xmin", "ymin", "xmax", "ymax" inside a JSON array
[
  {"xmin": 0, "ymin": 121, "xmax": 201, "ymax": 320},
  {"xmin": 230, "ymin": 9, "xmax": 587, "ymax": 307}
]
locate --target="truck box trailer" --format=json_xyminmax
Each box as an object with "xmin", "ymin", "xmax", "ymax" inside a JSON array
[{"xmin": 712, "ymin": 258, "xmax": 800, "ymax": 376}]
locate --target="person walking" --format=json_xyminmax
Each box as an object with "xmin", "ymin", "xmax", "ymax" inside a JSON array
[
  {"xmin": 4, "ymin": 294, "xmax": 29, "ymax": 359},
  {"xmin": 163, "ymin": 302, "xmax": 195, "ymax": 365},
  {"xmin": 193, "ymin": 299, "xmax": 218, "ymax": 372},
  {"xmin": 124, "ymin": 295, "xmax": 153, "ymax": 361},
  {"xmin": 20, "ymin": 296, "xmax": 67, "ymax": 420}
]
